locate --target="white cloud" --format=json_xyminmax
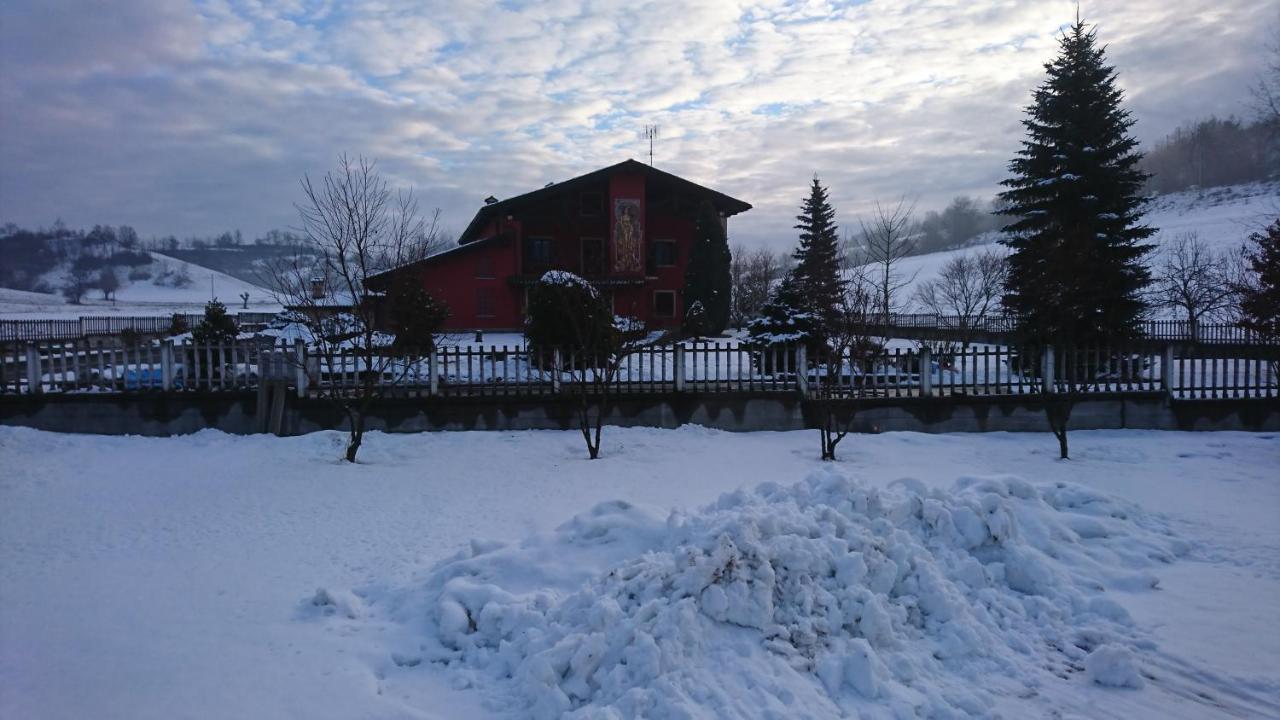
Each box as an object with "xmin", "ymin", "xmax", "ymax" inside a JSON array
[{"xmin": 0, "ymin": 0, "xmax": 1273, "ymax": 251}]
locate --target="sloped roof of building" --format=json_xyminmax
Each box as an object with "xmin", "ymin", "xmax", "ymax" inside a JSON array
[
  {"xmin": 366, "ymin": 159, "xmax": 750, "ymax": 285},
  {"xmin": 365, "ymin": 233, "xmax": 510, "ymax": 288},
  {"xmin": 457, "ymin": 159, "xmax": 752, "ymax": 243}
]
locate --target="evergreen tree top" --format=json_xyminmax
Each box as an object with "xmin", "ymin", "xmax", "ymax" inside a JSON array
[
  {"xmin": 999, "ymin": 18, "xmax": 1153, "ymax": 245},
  {"xmin": 790, "ymin": 175, "xmax": 845, "ymax": 325},
  {"xmin": 996, "ymin": 16, "xmax": 1156, "ymax": 345},
  {"xmin": 794, "ymin": 176, "xmax": 838, "ymax": 248}
]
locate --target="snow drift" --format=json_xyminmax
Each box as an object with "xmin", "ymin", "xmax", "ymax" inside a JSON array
[{"xmin": 334, "ymin": 468, "xmax": 1188, "ymax": 718}]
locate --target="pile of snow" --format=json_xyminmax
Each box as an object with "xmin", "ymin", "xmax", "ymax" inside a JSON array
[{"xmin": 347, "ymin": 467, "xmax": 1186, "ymax": 718}]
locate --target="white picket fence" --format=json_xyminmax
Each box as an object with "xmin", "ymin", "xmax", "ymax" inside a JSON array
[{"xmin": 2, "ymin": 339, "xmax": 1277, "ymax": 400}]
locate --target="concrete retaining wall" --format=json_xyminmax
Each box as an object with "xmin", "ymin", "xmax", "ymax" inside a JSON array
[{"xmin": 3, "ymin": 391, "xmax": 1277, "ymax": 436}]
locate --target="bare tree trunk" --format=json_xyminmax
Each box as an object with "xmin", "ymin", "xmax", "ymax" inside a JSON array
[
  {"xmin": 820, "ymin": 417, "xmax": 837, "ymax": 461},
  {"xmin": 345, "ymin": 408, "xmax": 364, "ymax": 463},
  {"xmin": 577, "ymin": 393, "xmax": 603, "ymax": 460},
  {"xmin": 1046, "ymin": 397, "xmax": 1072, "ymax": 460}
]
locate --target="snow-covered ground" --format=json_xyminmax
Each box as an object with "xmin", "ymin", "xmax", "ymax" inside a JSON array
[
  {"xmin": 0, "ymin": 252, "xmax": 279, "ymax": 319},
  {"xmin": 1, "ymin": 426, "xmax": 1276, "ymax": 719},
  {"xmin": 888, "ymin": 181, "xmax": 1280, "ymax": 309}
]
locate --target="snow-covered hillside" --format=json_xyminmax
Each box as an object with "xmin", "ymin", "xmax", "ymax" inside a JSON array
[
  {"xmin": 888, "ymin": 182, "xmax": 1279, "ymax": 310},
  {"xmin": 0, "ymin": 251, "xmax": 280, "ymax": 318}
]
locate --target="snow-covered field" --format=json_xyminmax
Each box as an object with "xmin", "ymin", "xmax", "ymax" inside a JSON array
[
  {"xmin": 0, "ymin": 252, "xmax": 279, "ymax": 319},
  {"xmin": 1, "ymin": 426, "xmax": 1276, "ymax": 719},
  {"xmin": 890, "ymin": 181, "xmax": 1280, "ymax": 308}
]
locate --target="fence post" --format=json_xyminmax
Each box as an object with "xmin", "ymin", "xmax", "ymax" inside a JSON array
[
  {"xmin": 294, "ymin": 339, "xmax": 308, "ymax": 399},
  {"xmin": 428, "ymin": 350, "xmax": 438, "ymax": 397},
  {"xmin": 25, "ymin": 343, "xmax": 42, "ymax": 394},
  {"xmin": 919, "ymin": 346, "xmax": 932, "ymax": 397},
  {"xmin": 161, "ymin": 340, "xmax": 174, "ymax": 391},
  {"xmin": 1162, "ymin": 344, "xmax": 1174, "ymax": 398},
  {"xmin": 552, "ymin": 349, "xmax": 562, "ymax": 393},
  {"xmin": 795, "ymin": 345, "xmax": 808, "ymax": 397},
  {"xmin": 1041, "ymin": 346, "xmax": 1055, "ymax": 394},
  {"xmin": 673, "ymin": 344, "xmax": 685, "ymax": 392}
]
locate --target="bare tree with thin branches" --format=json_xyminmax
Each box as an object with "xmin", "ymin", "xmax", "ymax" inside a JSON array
[
  {"xmin": 1252, "ymin": 22, "xmax": 1280, "ymax": 126},
  {"xmin": 265, "ymin": 154, "xmax": 449, "ymax": 463},
  {"xmin": 859, "ymin": 198, "xmax": 919, "ymax": 321},
  {"xmin": 812, "ymin": 263, "xmax": 880, "ymax": 461},
  {"xmin": 730, "ymin": 245, "xmax": 782, "ymax": 327},
  {"xmin": 1153, "ymin": 232, "xmax": 1237, "ymax": 340},
  {"xmin": 913, "ymin": 249, "xmax": 1007, "ymax": 350}
]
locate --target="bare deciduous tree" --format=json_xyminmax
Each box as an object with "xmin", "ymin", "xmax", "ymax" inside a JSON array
[
  {"xmin": 97, "ymin": 267, "xmax": 120, "ymax": 301},
  {"xmin": 1252, "ymin": 22, "xmax": 1280, "ymax": 126},
  {"xmin": 813, "ymin": 264, "xmax": 880, "ymax": 461},
  {"xmin": 730, "ymin": 245, "xmax": 782, "ymax": 327},
  {"xmin": 1153, "ymin": 232, "xmax": 1237, "ymax": 339},
  {"xmin": 62, "ymin": 264, "xmax": 92, "ymax": 305},
  {"xmin": 913, "ymin": 249, "xmax": 1007, "ymax": 350},
  {"xmin": 266, "ymin": 154, "xmax": 448, "ymax": 463},
  {"xmin": 859, "ymin": 198, "xmax": 919, "ymax": 320}
]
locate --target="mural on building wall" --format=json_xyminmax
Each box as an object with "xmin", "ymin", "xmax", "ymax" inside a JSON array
[{"xmin": 613, "ymin": 198, "xmax": 643, "ymax": 273}]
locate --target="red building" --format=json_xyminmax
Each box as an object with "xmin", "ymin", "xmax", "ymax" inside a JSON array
[{"xmin": 371, "ymin": 160, "xmax": 751, "ymax": 331}]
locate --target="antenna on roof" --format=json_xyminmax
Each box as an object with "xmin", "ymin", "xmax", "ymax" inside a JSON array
[
  {"xmin": 484, "ymin": 195, "xmax": 498, "ymax": 205},
  {"xmin": 643, "ymin": 125, "xmax": 659, "ymax": 166}
]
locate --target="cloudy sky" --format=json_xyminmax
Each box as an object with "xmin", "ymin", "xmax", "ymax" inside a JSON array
[{"xmin": 0, "ymin": 0, "xmax": 1273, "ymax": 250}]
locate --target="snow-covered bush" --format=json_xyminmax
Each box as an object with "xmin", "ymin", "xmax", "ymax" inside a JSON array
[{"xmin": 525, "ymin": 270, "xmax": 616, "ymax": 366}]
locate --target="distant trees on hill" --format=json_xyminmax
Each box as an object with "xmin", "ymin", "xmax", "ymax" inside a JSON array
[
  {"xmin": 1141, "ymin": 116, "xmax": 1277, "ymax": 194},
  {"xmin": 915, "ymin": 196, "xmax": 1004, "ymax": 255}
]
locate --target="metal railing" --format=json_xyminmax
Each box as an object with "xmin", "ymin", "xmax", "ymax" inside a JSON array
[
  {"xmin": 865, "ymin": 314, "xmax": 1275, "ymax": 345},
  {"xmin": 0, "ymin": 313, "xmax": 279, "ymax": 343}
]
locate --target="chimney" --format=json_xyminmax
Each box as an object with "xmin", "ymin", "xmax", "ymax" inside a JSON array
[{"xmin": 309, "ymin": 276, "xmax": 326, "ymax": 299}]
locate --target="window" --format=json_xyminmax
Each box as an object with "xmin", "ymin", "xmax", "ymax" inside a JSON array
[
  {"xmin": 653, "ymin": 239, "xmax": 677, "ymax": 267},
  {"xmin": 525, "ymin": 236, "xmax": 553, "ymax": 265},
  {"xmin": 581, "ymin": 237, "xmax": 604, "ymax": 276},
  {"xmin": 475, "ymin": 255, "xmax": 495, "ymax": 279},
  {"xmin": 476, "ymin": 287, "xmax": 496, "ymax": 318},
  {"xmin": 653, "ymin": 290, "xmax": 676, "ymax": 318},
  {"xmin": 580, "ymin": 192, "xmax": 603, "ymax": 217}
]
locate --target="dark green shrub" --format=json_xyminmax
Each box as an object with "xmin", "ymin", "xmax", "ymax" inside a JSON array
[
  {"xmin": 525, "ymin": 271, "xmax": 616, "ymax": 366},
  {"xmin": 192, "ymin": 299, "xmax": 238, "ymax": 344}
]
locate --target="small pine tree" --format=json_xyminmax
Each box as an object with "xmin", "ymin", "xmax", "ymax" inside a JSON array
[
  {"xmin": 998, "ymin": 18, "xmax": 1156, "ymax": 345},
  {"xmin": 192, "ymin": 299, "xmax": 238, "ymax": 344},
  {"xmin": 684, "ymin": 201, "xmax": 733, "ymax": 334},
  {"xmin": 1239, "ymin": 218, "xmax": 1280, "ymax": 341},
  {"xmin": 745, "ymin": 272, "xmax": 822, "ymax": 372},
  {"xmin": 792, "ymin": 176, "xmax": 844, "ymax": 326}
]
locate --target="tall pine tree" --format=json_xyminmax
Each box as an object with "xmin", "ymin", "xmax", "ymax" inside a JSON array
[
  {"xmin": 684, "ymin": 201, "xmax": 733, "ymax": 335},
  {"xmin": 999, "ymin": 18, "xmax": 1155, "ymax": 345},
  {"xmin": 792, "ymin": 176, "xmax": 845, "ymax": 326}
]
